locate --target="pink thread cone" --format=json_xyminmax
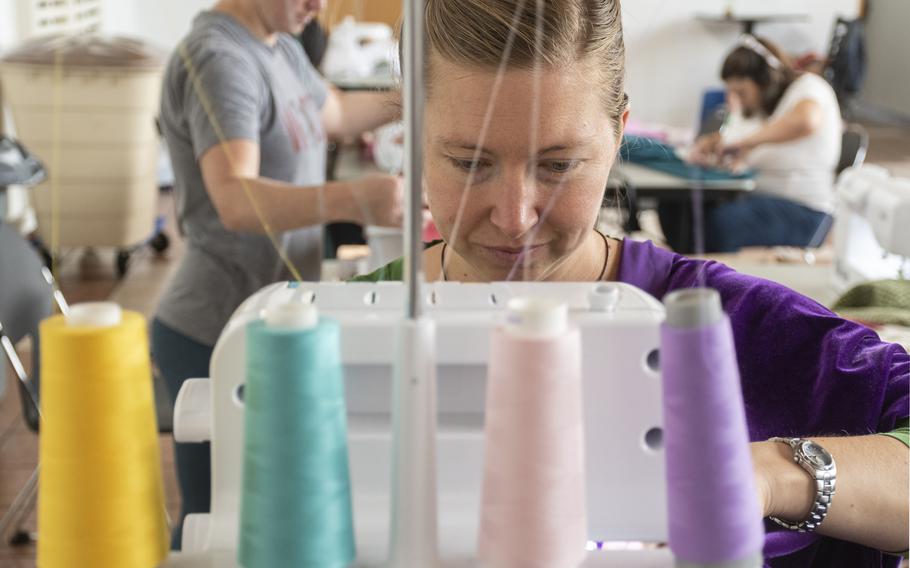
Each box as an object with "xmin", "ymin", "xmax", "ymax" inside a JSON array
[{"xmin": 478, "ymin": 320, "xmax": 587, "ymax": 568}]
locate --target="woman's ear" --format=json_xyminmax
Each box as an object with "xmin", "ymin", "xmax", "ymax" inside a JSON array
[{"xmin": 615, "ymin": 107, "xmax": 630, "ymax": 145}]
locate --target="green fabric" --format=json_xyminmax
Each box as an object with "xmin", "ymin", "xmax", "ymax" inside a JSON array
[
  {"xmin": 883, "ymin": 422, "xmax": 910, "ymax": 560},
  {"xmin": 350, "ymin": 259, "xmax": 910, "ymax": 447},
  {"xmin": 881, "ymin": 419, "xmax": 910, "ymax": 448},
  {"xmin": 832, "ymin": 280, "xmax": 910, "ymax": 327},
  {"xmin": 349, "ymin": 258, "xmax": 404, "ymax": 282},
  {"xmin": 831, "ymin": 280, "xmax": 910, "ymax": 446},
  {"xmin": 349, "ymin": 241, "xmax": 443, "ymax": 283}
]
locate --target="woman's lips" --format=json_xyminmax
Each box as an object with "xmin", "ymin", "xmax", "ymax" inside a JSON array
[{"xmin": 477, "ymin": 243, "xmax": 547, "ymax": 265}]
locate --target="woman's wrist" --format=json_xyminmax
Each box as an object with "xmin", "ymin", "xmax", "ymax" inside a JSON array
[
  {"xmin": 323, "ymin": 180, "xmax": 360, "ymax": 224},
  {"xmin": 751, "ymin": 440, "xmax": 816, "ymax": 521}
]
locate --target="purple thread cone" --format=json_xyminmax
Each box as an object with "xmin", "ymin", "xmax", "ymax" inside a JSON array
[{"xmin": 661, "ymin": 289, "xmax": 764, "ymax": 566}]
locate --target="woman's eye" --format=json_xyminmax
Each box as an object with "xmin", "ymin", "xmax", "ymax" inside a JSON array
[
  {"xmin": 541, "ymin": 160, "xmax": 578, "ymax": 174},
  {"xmin": 449, "ymin": 157, "xmax": 488, "ymax": 173}
]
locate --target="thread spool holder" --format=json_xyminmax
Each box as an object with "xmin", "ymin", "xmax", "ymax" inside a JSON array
[{"xmin": 169, "ymin": 280, "xmax": 674, "ymax": 566}]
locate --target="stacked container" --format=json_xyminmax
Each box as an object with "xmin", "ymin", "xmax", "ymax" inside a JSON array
[{"xmin": 0, "ymin": 35, "xmax": 165, "ymax": 271}]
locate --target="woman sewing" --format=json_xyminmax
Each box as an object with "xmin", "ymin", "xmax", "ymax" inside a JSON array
[
  {"xmin": 354, "ymin": 1, "xmax": 909, "ymax": 565},
  {"xmin": 684, "ymin": 35, "xmax": 844, "ymax": 253}
]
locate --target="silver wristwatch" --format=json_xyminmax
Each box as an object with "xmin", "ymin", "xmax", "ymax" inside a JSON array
[{"xmin": 768, "ymin": 437, "xmax": 837, "ymax": 532}]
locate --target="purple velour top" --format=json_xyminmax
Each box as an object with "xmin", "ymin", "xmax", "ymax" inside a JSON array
[{"xmin": 619, "ymin": 239, "xmax": 910, "ymax": 568}]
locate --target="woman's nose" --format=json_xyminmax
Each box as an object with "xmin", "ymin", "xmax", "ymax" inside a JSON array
[{"xmin": 489, "ymin": 167, "xmax": 539, "ymax": 241}]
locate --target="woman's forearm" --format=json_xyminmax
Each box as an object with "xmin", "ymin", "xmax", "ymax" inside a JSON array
[
  {"xmin": 737, "ymin": 99, "xmax": 822, "ymax": 150},
  {"xmin": 752, "ymin": 435, "xmax": 909, "ymax": 553}
]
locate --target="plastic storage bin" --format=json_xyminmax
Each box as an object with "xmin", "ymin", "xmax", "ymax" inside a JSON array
[
  {"xmin": 364, "ymin": 225, "xmax": 404, "ymax": 272},
  {"xmin": 0, "ymin": 35, "xmax": 166, "ymax": 273}
]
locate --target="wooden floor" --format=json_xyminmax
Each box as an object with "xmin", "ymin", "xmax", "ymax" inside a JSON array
[{"xmin": 2, "ymin": 119, "xmax": 909, "ymax": 566}]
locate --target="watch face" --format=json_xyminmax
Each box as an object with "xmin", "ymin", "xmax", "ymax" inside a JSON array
[{"xmin": 801, "ymin": 440, "xmax": 833, "ymax": 468}]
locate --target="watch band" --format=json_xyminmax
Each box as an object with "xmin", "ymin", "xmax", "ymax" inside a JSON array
[{"xmin": 767, "ymin": 437, "xmax": 837, "ymax": 533}]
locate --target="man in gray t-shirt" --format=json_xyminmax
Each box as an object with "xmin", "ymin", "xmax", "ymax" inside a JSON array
[
  {"xmin": 153, "ymin": 0, "xmax": 402, "ymax": 548},
  {"xmin": 157, "ymin": 10, "xmax": 329, "ymax": 345}
]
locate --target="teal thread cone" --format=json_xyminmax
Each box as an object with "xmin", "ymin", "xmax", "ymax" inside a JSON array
[{"xmin": 238, "ymin": 317, "xmax": 356, "ymax": 568}]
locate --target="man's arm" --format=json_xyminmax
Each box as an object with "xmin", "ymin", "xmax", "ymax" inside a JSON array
[
  {"xmin": 321, "ymin": 85, "xmax": 401, "ymax": 140},
  {"xmin": 199, "ymin": 139, "xmax": 403, "ymax": 232}
]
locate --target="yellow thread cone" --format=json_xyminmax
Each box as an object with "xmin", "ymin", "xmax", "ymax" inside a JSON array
[{"xmin": 38, "ymin": 310, "xmax": 169, "ymax": 568}]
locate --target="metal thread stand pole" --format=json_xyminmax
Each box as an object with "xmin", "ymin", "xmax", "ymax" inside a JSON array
[
  {"xmin": 403, "ymin": 0, "xmax": 425, "ymax": 318},
  {"xmin": 388, "ymin": 1, "xmax": 439, "ymax": 566}
]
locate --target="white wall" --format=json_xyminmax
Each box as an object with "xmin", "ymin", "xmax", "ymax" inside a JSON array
[
  {"xmin": 861, "ymin": 0, "xmax": 910, "ymax": 117},
  {"xmin": 0, "ymin": 0, "xmax": 23, "ymax": 52},
  {"xmin": 0, "ymin": 0, "xmax": 23, "ymax": 132},
  {"xmin": 622, "ymin": 0, "xmax": 859, "ymax": 130},
  {"xmin": 102, "ymin": 0, "xmax": 209, "ymax": 52},
  {"xmin": 0, "ymin": 0, "xmax": 205, "ymax": 54},
  {"xmin": 105, "ymin": 0, "xmax": 858, "ymax": 129},
  {"xmin": 2, "ymin": 0, "xmax": 862, "ymax": 131}
]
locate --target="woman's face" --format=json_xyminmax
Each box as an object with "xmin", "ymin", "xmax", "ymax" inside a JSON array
[
  {"xmin": 424, "ymin": 55, "xmax": 625, "ymax": 281},
  {"xmin": 724, "ymin": 77, "xmax": 762, "ymax": 117}
]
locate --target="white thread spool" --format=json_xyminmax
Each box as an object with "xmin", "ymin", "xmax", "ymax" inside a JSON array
[
  {"xmin": 588, "ymin": 283, "xmax": 621, "ymax": 313},
  {"xmin": 504, "ymin": 297, "xmax": 568, "ymax": 338},
  {"xmin": 264, "ymin": 303, "xmax": 318, "ymax": 330},
  {"xmin": 65, "ymin": 302, "xmax": 122, "ymax": 328},
  {"xmin": 664, "ymin": 288, "xmax": 723, "ymax": 328}
]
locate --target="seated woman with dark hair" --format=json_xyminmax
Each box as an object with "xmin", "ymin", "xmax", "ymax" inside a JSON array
[
  {"xmin": 683, "ymin": 35, "xmax": 843, "ymax": 253},
  {"xmin": 355, "ymin": 1, "xmax": 909, "ymax": 566}
]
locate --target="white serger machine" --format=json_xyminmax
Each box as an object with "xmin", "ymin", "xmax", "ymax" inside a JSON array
[
  {"xmin": 170, "ymin": 281, "xmax": 672, "ymax": 566},
  {"xmin": 833, "ymin": 165, "xmax": 910, "ymax": 288}
]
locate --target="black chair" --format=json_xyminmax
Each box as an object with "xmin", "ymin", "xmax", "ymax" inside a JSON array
[
  {"xmin": 0, "ymin": 136, "xmax": 67, "ymax": 547},
  {"xmin": 802, "ymin": 123, "xmax": 869, "ymax": 253},
  {"xmin": 0, "ymin": 248, "xmax": 65, "ymax": 546},
  {"xmin": 299, "ymin": 18, "xmax": 328, "ymax": 68},
  {"xmin": 824, "ymin": 17, "xmax": 867, "ymax": 116},
  {"xmin": 837, "ymin": 123, "xmax": 869, "ymax": 175},
  {"xmin": 604, "ymin": 169, "xmax": 642, "ymax": 234}
]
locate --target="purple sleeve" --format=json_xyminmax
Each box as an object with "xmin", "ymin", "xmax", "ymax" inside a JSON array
[{"xmin": 619, "ymin": 239, "xmax": 910, "ymax": 442}]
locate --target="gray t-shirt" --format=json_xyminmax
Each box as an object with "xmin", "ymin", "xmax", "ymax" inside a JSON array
[{"xmin": 157, "ymin": 11, "xmax": 328, "ymax": 345}]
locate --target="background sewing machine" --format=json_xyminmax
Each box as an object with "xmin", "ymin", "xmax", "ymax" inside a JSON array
[
  {"xmin": 833, "ymin": 165, "xmax": 910, "ymax": 289},
  {"xmin": 170, "ymin": 281, "xmax": 672, "ymax": 566},
  {"xmin": 320, "ymin": 17, "xmax": 399, "ymax": 90}
]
